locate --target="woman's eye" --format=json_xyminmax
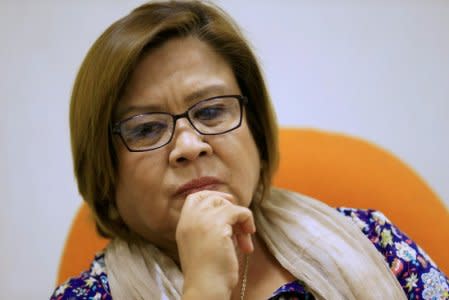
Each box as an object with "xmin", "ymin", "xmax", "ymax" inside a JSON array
[
  {"xmin": 194, "ymin": 106, "xmax": 225, "ymax": 121},
  {"xmin": 131, "ymin": 122, "xmax": 166, "ymax": 139}
]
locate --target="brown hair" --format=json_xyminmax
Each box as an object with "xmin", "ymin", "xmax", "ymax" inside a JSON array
[{"xmin": 70, "ymin": 0, "xmax": 279, "ymax": 240}]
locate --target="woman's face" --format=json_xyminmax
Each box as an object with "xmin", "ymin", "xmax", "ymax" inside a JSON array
[{"xmin": 114, "ymin": 36, "xmax": 261, "ymax": 252}]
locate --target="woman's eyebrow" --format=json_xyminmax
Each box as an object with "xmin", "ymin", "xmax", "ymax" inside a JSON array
[
  {"xmin": 116, "ymin": 84, "xmax": 230, "ymax": 120},
  {"xmin": 184, "ymin": 84, "xmax": 228, "ymax": 104},
  {"xmin": 116, "ymin": 103, "xmax": 163, "ymax": 121}
]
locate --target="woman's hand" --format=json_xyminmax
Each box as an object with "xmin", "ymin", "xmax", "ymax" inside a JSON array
[{"xmin": 176, "ymin": 190, "xmax": 255, "ymax": 299}]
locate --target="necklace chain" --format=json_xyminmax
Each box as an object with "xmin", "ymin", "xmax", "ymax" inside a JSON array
[{"xmin": 240, "ymin": 254, "xmax": 250, "ymax": 300}]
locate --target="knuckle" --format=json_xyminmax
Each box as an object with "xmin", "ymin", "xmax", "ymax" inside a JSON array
[{"xmin": 222, "ymin": 224, "xmax": 233, "ymax": 237}]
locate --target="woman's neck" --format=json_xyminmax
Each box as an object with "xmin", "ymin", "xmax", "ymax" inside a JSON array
[{"xmin": 231, "ymin": 233, "xmax": 297, "ymax": 300}]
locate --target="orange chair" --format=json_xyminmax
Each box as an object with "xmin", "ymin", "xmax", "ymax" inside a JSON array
[{"xmin": 57, "ymin": 128, "xmax": 449, "ymax": 285}]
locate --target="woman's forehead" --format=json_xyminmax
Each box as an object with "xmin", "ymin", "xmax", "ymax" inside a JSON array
[{"xmin": 115, "ymin": 37, "xmax": 240, "ymax": 119}]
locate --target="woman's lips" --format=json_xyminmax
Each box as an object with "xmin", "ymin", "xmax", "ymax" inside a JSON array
[{"xmin": 175, "ymin": 176, "xmax": 222, "ymax": 197}]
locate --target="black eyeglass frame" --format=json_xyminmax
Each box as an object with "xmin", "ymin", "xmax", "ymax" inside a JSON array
[{"xmin": 112, "ymin": 95, "xmax": 248, "ymax": 152}]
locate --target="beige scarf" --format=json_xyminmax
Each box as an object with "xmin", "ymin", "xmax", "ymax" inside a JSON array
[{"xmin": 105, "ymin": 188, "xmax": 406, "ymax": 299}]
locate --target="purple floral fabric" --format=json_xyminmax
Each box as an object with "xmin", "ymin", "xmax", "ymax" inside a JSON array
[
  {"xmin": 51, "ymin": 254, "xmax": 111, "ymax": 300},
  {"xmin": 51, "ymin": 208, "xmax": 449, "ymax": 300}
]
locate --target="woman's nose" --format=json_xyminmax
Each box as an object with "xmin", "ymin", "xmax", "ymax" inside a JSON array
[{"xmin": 168, "ymin": 119, "xmax": 213, "ymax": 166}]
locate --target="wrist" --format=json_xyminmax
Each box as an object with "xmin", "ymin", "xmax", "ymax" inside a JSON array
[
  {"xmin": 182, "ymin": 276, "xmax": 233, "ymax": 300},
  {"xmin": 182, "ymin": 286, "xmax": 231, "ymax": 300}
]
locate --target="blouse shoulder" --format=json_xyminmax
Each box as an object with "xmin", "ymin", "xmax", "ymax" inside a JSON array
[
  {"xmin": 50, "ymin": 252, "xmax": 112, "ymax": 300},
  {"xmin": 337, "ymin": 207, "xmax": 449, "ymax": 299}
]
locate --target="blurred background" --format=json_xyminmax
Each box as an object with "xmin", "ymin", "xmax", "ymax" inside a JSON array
[{"xmin": 1, "ymin": 0, "xmax": 448, "ymax": 298}]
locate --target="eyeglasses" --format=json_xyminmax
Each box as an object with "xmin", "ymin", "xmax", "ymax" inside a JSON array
[{"xmin": 112, "ymin": 95, "xmax": 248, "ymax": 152}]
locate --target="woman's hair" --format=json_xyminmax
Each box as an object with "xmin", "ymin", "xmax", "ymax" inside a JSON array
[{"xmin": 71, "ymin": 0, "xmax": 279, "ymax": 239}]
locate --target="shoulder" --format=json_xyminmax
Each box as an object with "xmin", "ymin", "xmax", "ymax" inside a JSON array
[
  {"xmin": 337, "ymin": 207, "xmax": 449, "ymax": 299},
  {"xmin": 336, "ymin": 207, "xmax": 394, "ymax": 242},
  {"xmin": 50, "ymin": 252, "xmax": 112, "ymax": 300}
]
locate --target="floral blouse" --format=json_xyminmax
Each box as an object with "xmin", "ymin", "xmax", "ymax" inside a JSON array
[{"xmin": 50, "ymin": 208, "xmax": 449, "ymax": 300}]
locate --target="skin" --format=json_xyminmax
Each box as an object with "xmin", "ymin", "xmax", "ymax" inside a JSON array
[{"xmin": 114, "ymin": 36, "xmax": 262, "ymax": 298}]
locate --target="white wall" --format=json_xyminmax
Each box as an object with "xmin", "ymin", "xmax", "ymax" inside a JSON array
[{"xmin": 1, "ymin": 1, "xmax": 448, "ymax": 299}]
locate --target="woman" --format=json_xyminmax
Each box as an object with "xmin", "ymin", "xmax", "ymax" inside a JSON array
[{"xmin": 51, "ymin": 1, "xmax": 448, "ymax": 299}]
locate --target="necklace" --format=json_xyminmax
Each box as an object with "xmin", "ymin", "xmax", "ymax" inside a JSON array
[{"xmin": 240, "ymin": 254, "xmax": 250, "ymax": 300}]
